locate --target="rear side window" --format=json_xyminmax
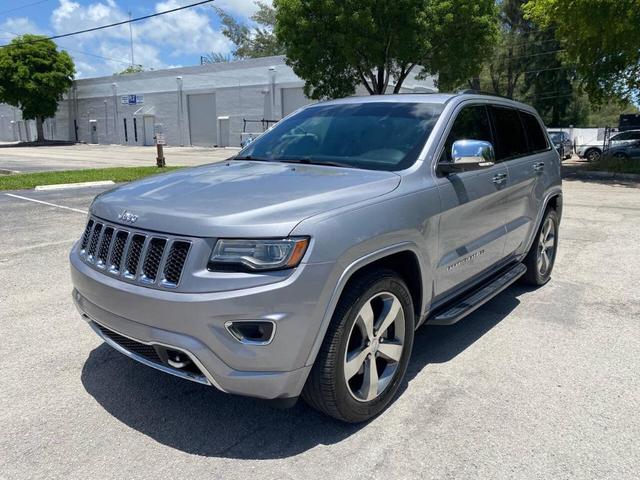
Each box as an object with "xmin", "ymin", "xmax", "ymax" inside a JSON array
[
  {"xmin": 490, "ymin": 106, "xmax": 529, "ymax": 160},
  {"xmin": 520, "ymin": 111, "xmax": 549, "ymax": 153},
  {"xmin": 441, "ymin": 105, "xmax": 493, "ymax": 162}
]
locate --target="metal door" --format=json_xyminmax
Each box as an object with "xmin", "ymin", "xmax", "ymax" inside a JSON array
[
  {"xmin": 143, "ymin": 115, "xmax": 155, "ymax": 146},
  {"xmin": 187, "ymin": 93, "xmax": 216, "ymax": 146}
]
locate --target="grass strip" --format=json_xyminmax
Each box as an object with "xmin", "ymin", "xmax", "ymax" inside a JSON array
[
  {"xmin": 590, "ymin": 157, "xmax": 640, "ymax": 174},
  {"xmin": 0, "ymin": 166, "xmax": 183, "ymax": 191}
]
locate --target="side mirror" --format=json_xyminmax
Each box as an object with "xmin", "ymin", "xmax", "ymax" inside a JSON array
[{"xmin": 439, "ymin": 140, "xmax": 495, "ymax": 173}]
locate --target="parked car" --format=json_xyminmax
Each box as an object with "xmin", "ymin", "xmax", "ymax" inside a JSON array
[
  {"xmin": 548, "ymin": 130, "xmax": 573, "ymax": 159},
  {"xmin": 70, "ymin": 93, "xmax": 562, "ymax": 423},
  {"xmin": 577, "ymin": 129, "xmax": 640, "ymax": 162},
  {"xmin": 603, "ymin": 140, "xmax": 640, "ymax": 161}
]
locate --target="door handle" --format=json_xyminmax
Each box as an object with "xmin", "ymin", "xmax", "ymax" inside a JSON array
[
  {"xmin": 492, "ymin": 173, "xmax": 507, "ymax": 185},
  {"xmin": 533, "ymin": 162, "xmax": 545, "ymax": 173}
]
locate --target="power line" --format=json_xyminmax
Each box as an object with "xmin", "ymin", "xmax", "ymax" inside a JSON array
[
  {"xmin": 0, "ymin": 0, "xmax": 51, "ymax": 16},
  {"xmin": 0, "ymin": 29, "xmax": 133, "ymax": 67},
  {"xmin": 0, "ymin": 0, "xmax": 215, "ymax": 48}
]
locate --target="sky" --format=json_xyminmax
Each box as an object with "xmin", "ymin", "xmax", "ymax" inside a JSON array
[{"xmin": 0, "ymin": 0, "xmax": 263, "ymax": 78}]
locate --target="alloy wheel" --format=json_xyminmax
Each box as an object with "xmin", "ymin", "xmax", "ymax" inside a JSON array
[
  {"xmin": 537, "ymin": 216, "xmax": 556, "ymax": 276},
  {"xmin": 344, "ymin": 292, "xmax": 405, "ymax": 402}
]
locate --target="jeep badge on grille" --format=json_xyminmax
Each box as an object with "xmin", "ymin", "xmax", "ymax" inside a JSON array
[{"xmin": 117, "ymin": 210, "xmax": 138, "ymax": 224}]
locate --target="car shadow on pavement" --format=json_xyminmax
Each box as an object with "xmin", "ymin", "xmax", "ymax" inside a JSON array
[{"xmin": 81, "ymin": 284, "xmax": 528, "ymax": 459}]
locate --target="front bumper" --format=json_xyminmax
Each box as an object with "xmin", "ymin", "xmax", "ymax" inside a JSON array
[{"xmin": 71, "ymin": 250, "xmax": 337, "ymax": 399}]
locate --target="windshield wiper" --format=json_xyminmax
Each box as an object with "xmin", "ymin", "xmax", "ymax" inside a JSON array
[
  {"xmin": 277, "ymin": 157, "xmax": 352, "ymax": 168},
  {"xmin": 233, "ymin": 154, "xmax": 271, "ymax": 161}
]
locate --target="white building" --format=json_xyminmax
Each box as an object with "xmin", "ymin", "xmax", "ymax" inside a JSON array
[{"xmin": 0, "ymin": 55, "xmax": 437, "ymax": 147}]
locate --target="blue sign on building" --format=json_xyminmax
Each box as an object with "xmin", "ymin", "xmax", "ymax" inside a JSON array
[{"xmin": 121, "ymin": 94, "xmax": 144, "ymax": 105}]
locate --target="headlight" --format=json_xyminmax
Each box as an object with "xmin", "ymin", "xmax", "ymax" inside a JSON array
[{"xmin": 208, "ymin": 238, "xmax": 309, "ymax": 271}]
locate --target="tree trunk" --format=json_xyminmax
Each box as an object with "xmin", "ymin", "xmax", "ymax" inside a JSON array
[{"xmin": 35, "ymin": 116, "xmax": 45, "ymax": 143}]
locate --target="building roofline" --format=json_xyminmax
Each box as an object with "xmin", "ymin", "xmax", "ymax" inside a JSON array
[{"xmin": 73, "ymin": 55, "xmax": 288, "ymax": 86}]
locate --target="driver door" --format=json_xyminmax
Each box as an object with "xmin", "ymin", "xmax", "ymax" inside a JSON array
[{"xmin": 433, "ymin": 104, "xmax": 510, "ymax": 297}]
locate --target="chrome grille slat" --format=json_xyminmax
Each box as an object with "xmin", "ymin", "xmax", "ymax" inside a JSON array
[{"xmin": 78, "ymin": 217, "xmax": 191, "ymax": 289}]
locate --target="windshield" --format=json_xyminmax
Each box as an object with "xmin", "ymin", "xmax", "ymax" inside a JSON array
[
  {"xmin": 237, "ymin": 102, "xmax": 444, "ymax": 171},
  {"xmin": 549, "ymin": 132, "xmax": 562, "ymax": 142}
]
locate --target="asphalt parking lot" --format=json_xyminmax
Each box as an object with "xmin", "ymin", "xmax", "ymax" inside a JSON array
[
  {"xmin": 1, "ymin": 178, "xmax": 638, "ymax": 479},
  {"xmin": 0, "ymin": 144, "xmax": 237, "ymax": 173}
]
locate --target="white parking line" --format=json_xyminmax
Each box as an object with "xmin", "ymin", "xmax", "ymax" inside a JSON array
[{"xmin": 4, "ymin": 193, "xmax": 88, "ymax": 214}]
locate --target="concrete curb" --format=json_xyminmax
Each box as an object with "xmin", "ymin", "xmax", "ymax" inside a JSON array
[
  {"xmin": 0, "ymin": 168, "xmax": 19, "ymax": 175},
  {"xmin": 34, "ymin": 180, "xmax": 115, "ymax": 191}
]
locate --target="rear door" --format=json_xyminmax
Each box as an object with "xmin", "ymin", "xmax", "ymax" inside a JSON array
[
  {"xmin": 433, "ymin": 104, "xmax": 510, "ymax": 297},
  {"xmin": 492, "ymin": 107, "xmax": 550, "ymax": 257}
]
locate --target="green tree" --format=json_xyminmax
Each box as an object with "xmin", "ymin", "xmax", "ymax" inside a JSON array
[
  {"xmin": 524, "ymin": 0, "xmax": 640, "ymax": 102},
  {"xmin": 0, "ymin": 34, "xmax": 74, "ymax": 142},
  {"xmin": 115, "ymin": 64, "xmax": 147, "ymax": 75},
  {"xmin": 213, "ymin": 1, "xmax": 284, "ymax": 59},
  {"xmin": 201, "ymin": 52, "xmax": 232, "ymax": 64},
  {"xmin": 274, "ymin": 0, "xmax": 498, "ymax": 99}
]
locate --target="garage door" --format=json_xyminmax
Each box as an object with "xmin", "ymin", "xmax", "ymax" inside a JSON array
[
  {"xmin": 188, "ymin": 93, "xmax": 217, "ymax": 146},
  {"xmin": 281, "ymin": 87, "xmax": 313, "ymax": 117}
]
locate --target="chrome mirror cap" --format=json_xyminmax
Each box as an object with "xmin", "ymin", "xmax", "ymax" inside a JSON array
[{"xmin": 451, "ymin": 139, "xmax": 495, "ymax": 167}]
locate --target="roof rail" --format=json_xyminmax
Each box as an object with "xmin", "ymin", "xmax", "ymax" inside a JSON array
[{"xmin": 456, "ymin": 89, "xmax": 513, "ymax": 100}]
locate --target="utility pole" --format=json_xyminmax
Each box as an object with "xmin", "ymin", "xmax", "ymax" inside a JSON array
[{"xmin": 128, "ymin": 11, "xmax": 135, "ymax": 66}]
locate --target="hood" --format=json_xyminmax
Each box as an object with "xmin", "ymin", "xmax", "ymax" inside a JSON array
[{"xmin": 91, "ymin": 161, "xmax": 401, "ymax": 237}]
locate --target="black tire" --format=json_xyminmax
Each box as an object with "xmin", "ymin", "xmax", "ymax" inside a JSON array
[
  {"xmin": 521, "ymin": 208, "xmax": 559, "ymax": 286},
  {"xmin": 302, "ymin": 269, "xmax": 415, "ymax": 423},
  {"xmin": 585, "ymin": 148, "xmax": 601, "ymax": 162},
  {"xmin": 612, "ymin": 152, "xmax": 629, "ymax": 160}
]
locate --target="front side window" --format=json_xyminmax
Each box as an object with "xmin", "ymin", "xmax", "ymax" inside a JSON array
[
  {"xmin": 490, "ymin": 106, "xmax": 529, "ymax": 160},
  {"xmin": 441, "ymin": 105, "xmax": 493, "ymax": 162},
  {"xmin": 520, "ymin": 111, "xmax": 549, "ymax": 153},
  {"xmin": 238, "ymin": 102, "xmax": 443, "ymax": 171}
]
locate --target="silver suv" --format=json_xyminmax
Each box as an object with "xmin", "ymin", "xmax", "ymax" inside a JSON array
[{"xmin": 70, "ymin": 93, "xmax": 562, "ymax": 423}]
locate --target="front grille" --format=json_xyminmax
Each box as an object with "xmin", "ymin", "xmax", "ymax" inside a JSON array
[
  {"xmin": 80, "ymin": 219, "xmax": 94, "ymax": 251},
  {"xmin": 94, "ymin": 323, "xmax": 163, "ymax": 364},
  {"xmin": 78, "ymin": 217, "xmax": 191, "ymax": 288},
  {"xmin": 124, "ymin": 234, "xmax": 145, "ymax": 277},
  {"xmin": 96, "ymin": 227, "xmax": 114, "ymax": 265},
  {"xmin": 87, "ymin": 223, "xmax": 102, "ymax": 259},
  {"xmin": 163, "ymin": 241, "xmax": 191, "ymax": 286},
  {"xmin": 109, "ymin": 231, "xmax": 128, "ymax": 272},
  {"xmin": 142, "ymin": 238, "xmax": 167, "ymax": 282}
]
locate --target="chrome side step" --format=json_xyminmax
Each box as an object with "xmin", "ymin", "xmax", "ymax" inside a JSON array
[{"xmin": 428, "ymin": 263, "xmax": 527, "ymax": 325}]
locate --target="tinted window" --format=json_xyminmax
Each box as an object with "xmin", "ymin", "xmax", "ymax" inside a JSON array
[
  {"xmin": 441, "ymin": 105, "xmax": 493, "ymax": 162},
  {"xmin": 239, "ymin": 102, "xmax": 443, "ymax": 171},
  {"xmin": 520, "ymin": 111, "xmax": 549, "ymax": 153},
  {"xmin": 490, "ymin": 106, "xmax": 529, "ymax": 160}
]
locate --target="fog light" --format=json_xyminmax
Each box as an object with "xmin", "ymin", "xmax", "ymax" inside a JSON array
[
  {"xmin": 166, "ymin": 350, "xmax": 191, "ymax": 369},
  {"xmin": 225, "ymin": 321, "xmax": 276, "ymax": 345}
]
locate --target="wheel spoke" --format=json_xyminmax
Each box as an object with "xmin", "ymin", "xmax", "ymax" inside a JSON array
[
  {"xmin": 361, "ymin": 356, "xmax": 379, "ymax": 401},
  {"xmin": 344, "ymin": 348, "xmax": 368, "ymax": 380},
  {"xmin": 541, "ymin": 250, "xmax": 549, "ymax": 273},
  {"xmin": 357, "ymin": 301, "xmax": 375, "ymax": 341},
  {"xmin": 544, "ymin": 236, "xmax": 555, "ymax": 249},
  {"xmin": 376, "ymin": 297, "xmax": 401, "ymax": 337},
  {"xmin": 377, "ymin": 340, "xmax": 403, "ymax": 362},
  {"xmin": 543, "ymin": 220, "xmax": 552, "ymax": 240}
]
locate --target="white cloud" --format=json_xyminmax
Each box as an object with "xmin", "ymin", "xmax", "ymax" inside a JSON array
[
  {"xmin": 136, "ymin": 0, "xmax": 232, "ymax": 56},
  {"xmin": 42, "ymin": 0, "xmax": 233, "ymax": 78},
  {"xmin": 215, "ymin": 0, "xmax": 265, "ymax": 18},
  {"xmin": 0, "ymin": 17, "xmax": 47, "ymax": 39}
]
